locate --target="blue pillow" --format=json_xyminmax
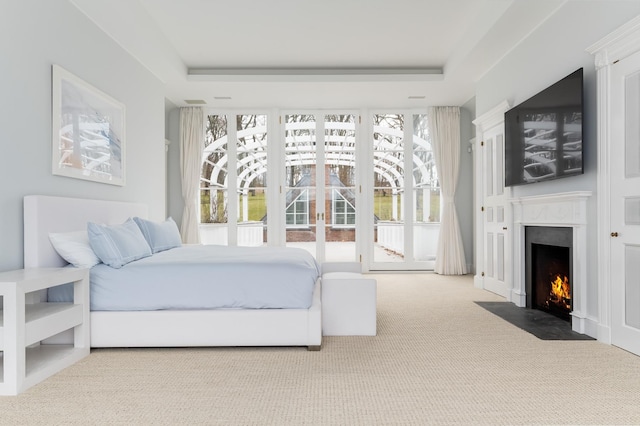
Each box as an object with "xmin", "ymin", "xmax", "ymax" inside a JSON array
[
  {"xmin": 87, "ymin": 218, "xmax": 152, "ymax": 268},
  {"xmin": 133, "ymin": 217, "xmax": 182, "ymax": 253}
]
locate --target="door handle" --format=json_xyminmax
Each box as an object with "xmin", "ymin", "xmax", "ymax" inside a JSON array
[{"xmin": 502, "ymin": 227, "xmax": 508, "ymax": 230}]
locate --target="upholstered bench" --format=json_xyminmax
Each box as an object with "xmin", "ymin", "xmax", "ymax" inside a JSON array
[{"xmin": 321, "ymin": 262, "xmax": 377, "ymax": 336}]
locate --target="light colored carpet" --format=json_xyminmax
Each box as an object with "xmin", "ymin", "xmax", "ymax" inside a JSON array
[{"xmin": 2, "ymin": 274, "xmax": 640, "ymax": 425}]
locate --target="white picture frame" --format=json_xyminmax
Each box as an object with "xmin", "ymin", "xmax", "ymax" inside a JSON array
[{"xmin": 52, "ymin": 65, "xmax": 125, "ymax": 186}]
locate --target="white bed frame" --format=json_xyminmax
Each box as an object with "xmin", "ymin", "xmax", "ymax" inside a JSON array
[{"xmin": 23, "ymin": 195, "xmax": 322, "ymax": 350}]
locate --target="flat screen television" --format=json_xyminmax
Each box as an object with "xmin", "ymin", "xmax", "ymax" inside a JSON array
[{"xmin": 504, "ymin": 68, "xmax": 584, "ymax": 187}]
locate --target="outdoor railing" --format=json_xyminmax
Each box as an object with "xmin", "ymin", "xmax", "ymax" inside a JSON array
[
  {"xmin": 377, "ymin": 221, "xmax": 440, "ymax": 261},
  {"xmin": 199, "ymin": 222, "xmax": 264, "ymax": 246}
]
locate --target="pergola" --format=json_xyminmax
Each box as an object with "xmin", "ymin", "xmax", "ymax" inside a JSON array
[{"xmin": 201, "ymin": 120, "xmax": 435, "ymax": 223}]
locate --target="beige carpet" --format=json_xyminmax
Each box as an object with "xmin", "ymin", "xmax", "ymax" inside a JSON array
[{"xmin": 3, "ymin": 274, "xmax": 640, "ymax": 425}]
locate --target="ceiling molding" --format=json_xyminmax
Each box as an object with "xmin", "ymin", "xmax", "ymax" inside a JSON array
[{"xmin": 187, "ymin": 67, "xmax": 444, "ymax": 82}]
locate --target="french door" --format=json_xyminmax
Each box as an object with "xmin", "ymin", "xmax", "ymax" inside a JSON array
[
  {"xmin": 200, "ymin": 110, "xmax": 437, "ymax": 270},
  {"xmin": 610, "ymin": 50, "xmax": 640, "ymax": 356},
  {"xmin": 282, "ymin": 113, "xmax": 359, "ymax": 263},
  {"xmin": 200, "ymin": 113, "xmax": 270, "ymax": 247},
  {"xmin": 368, "ymin": 112, "xmax": 439, "ymax": 271}
]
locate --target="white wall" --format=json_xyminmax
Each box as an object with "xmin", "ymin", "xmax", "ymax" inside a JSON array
[
  {"xmin": 475, "ymin": 2, "xmax": 640, "ymax": 321},
  {"xmin": 0, "ymin": 1, "xmax": 166, "ymax": 271}
]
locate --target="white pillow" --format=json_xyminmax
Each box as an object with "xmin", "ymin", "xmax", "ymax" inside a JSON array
[
  {"xmin": 49, "ymin": 231, "xmax": 101, "ymax": 268},
  {"xmin": 88, "ymin": 218, "xmax": 152, "ymax": 268}
]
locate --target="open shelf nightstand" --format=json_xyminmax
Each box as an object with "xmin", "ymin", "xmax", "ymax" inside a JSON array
[{"xmin": 0, "ymin": 267, "xmax": 90, "ymax": 395}]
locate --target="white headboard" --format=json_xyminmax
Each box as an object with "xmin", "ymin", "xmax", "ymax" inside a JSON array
[{"xmin": 24, "ymin": 195, "xmax": 148, "ymax": 268}]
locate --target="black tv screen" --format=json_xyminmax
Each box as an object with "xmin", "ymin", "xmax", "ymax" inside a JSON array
[{"xmin": 504, "ymin": 68, "xmax": 584, "ymax": 187}]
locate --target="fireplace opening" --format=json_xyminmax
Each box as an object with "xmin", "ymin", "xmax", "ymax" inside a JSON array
[
  {"xmin": 525, "ymin": 226, "xmax": 573, "ymax": 321},
  {"xmin": 531, "ymin": 244, "xmax": 571, "ymax": 320}
]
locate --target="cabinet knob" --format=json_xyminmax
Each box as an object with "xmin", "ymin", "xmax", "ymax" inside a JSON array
[
  {"xmin": 611, "ymin": 232, "xmax": 619, "ymax": 237},
  {"xmin": 502, "ymin": 227, "xmax": 508, "ymax": 230}
]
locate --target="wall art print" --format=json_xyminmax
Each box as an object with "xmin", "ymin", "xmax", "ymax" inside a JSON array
[{"xmin": 52, "ymin": 64, "xmax": 125, "ymax": 185}]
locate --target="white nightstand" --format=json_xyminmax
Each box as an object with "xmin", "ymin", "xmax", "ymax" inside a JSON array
[{"xmin": 0, "ymin": 267, "xmax": 90, "ymax": 395}]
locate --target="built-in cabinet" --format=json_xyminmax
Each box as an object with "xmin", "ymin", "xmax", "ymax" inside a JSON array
[
  {"xmin": 588, "ymin": 15, "xmax": 640, "ymax": 356},
  {"xmin": 472, "ymin": 101, "xmax": 512, "ymax": 299}
]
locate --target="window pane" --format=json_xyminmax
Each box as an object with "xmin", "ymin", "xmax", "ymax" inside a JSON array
[
  {"xmin": 325, "ymin": 114, "xmax": 357, "ymax": 260},
  {"xmin": 201, "ymin": 115, "xmax": 228, "ymax": 225},
  {"xmin": 373, "ymin": 114, "xmax": 404, "ymax": 263},
  {"xmin": 413, "ymin": 114, "xmax": 439, "ymax": 223},
  {"xmin": 236, "ymin": 114, "xmax": 267, "ymax": 246},
  {"xmin": 285, "ymin": 115, "xmax": 316, "ymax": 245},
  {"xmin": 413, "ymin": 114, "xmax": 439, "ymax": 262}
]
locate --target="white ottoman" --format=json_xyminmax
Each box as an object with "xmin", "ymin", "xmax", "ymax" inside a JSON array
[{"xmin": 321, "ymin": 271, "xmax": 377, "ymax": 336}]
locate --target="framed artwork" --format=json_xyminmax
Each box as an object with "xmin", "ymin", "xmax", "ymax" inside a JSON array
[{"xmin": 52, "ymin": 64, "xmax": 125, "ymax": 185}]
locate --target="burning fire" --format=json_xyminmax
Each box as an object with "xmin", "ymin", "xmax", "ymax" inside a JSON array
[{"xmin": 548, "ymin": 274, "xmax": 571, "ymax": 310}]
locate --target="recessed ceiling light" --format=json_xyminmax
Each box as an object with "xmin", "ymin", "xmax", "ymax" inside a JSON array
[
  {"xmin": 184, "ymin": 99, "xmax": 207, "ymax": 105},
  {"xmin": 408, "ymin": 96, "xmax": 426, "ymax": 100}
]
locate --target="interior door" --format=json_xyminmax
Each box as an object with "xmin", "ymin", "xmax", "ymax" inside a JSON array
[
  {"xmin": 610, "ymin": 50, "xmax": 640, "ymax": 356},
  {"xmin": 481, "ymin": 124, "xmax": 510, "ymax": 297}
]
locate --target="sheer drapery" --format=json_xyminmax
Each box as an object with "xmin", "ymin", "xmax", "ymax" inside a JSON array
[
  {"xmin": 179, "ymin": 107, "xmax": 204, "ymax": 244},
  {"xmin": 429, "ymin": 107, "xmax": 467, "ymax": 275}
]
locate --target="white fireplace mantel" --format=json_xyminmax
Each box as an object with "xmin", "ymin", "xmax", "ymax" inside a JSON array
[{"xmin": 510, "ymin": 191, "xmax": 593, "ymax": 335}]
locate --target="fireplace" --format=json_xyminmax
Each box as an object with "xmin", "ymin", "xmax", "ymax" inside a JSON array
[
  {"xmin": 510, "ymin": 192, "xmax": 592, "ymax": 335},
  {"xmin": 525, "ymin": 226, "xmax": 572, "ymax": 321}
]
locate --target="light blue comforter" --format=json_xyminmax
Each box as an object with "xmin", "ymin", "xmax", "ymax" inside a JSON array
[{"xmin": 49, "ymin": 245, "xmax": 320, "ymax": 311}]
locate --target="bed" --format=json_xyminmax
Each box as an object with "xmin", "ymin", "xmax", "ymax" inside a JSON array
[{"xmin": 23, "ymin": 195, "xmax": 323, "ymax": 350}]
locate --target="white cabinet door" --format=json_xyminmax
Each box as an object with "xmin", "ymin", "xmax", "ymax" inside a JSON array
[
  {"xmin": 480, "ymin": 124, "xmax": 511, "ymax": 298},
  {"xmin": 610, "ymin": 50, "xmax": 640, "ymax": 356}
]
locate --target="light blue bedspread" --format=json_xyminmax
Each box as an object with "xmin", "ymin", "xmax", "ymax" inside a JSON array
[{"xmin": 48, "ymin": 245, "xmax": 320, "ymax": 310}]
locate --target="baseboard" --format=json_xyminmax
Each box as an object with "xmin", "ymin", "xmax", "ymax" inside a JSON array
[
  {"xmin": 597, "ymin": 323, "xmax": 611, "ymax": 344},
  {"xmin": 473, "ymin": 274, "xmax": 483, "ymax": 289},
  {"xmin": 509, "ymin": 289, "xmax": 526, "ymax": 307}
]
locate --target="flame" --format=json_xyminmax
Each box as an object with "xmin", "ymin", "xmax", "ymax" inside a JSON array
[{"xmin": 550, "ymin": 274, "xmax": 571, "ymax": 309}]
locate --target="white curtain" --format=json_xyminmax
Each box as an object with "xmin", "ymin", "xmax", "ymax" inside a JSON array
[
  {"xmin": 179, "ymin": 107, "xmax": 204, "ymax": 244},
  {"xmin": 429, "ymin": 106, "xmax": 467, "ymax": 275}
]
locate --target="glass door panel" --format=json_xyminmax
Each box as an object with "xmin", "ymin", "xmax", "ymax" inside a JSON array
[
  {"xmin": 373, "ymin": 114, "xmax": 405, "ymax": 263},
  {"xmin": 201, "ymin": 114, "xmax": 229, "ymax": 245},
  {"xmin": 236, "ymin": 114, "xmax": 268, "ymax": 246},
  {"xmin": 201, "ymin": 113, "xmax": 268, "ymax": 247},
  {"xmin": 412, "ymin": 114, "xmax": 439, "ymax": 265},
  {"xmin": 324, "ymin": 114, "xmax": 357, "ymax": 262},
  {"xmin": 284, "ymin": 114, "xmax": 317, "ymax": 257},
  {"xmin": 370, "ymin": 112, "xmax": 438, "ymax": 270}
]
